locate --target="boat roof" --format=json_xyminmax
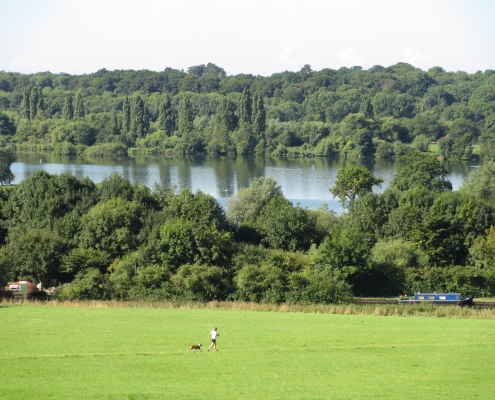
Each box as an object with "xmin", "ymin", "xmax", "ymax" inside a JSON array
[{"xmin": 416, "ymin": 293, "xmax": 460, "ymax": 295}]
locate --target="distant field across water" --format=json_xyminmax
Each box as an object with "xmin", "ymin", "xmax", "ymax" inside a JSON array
[
  {"xmin": 1, "ymin": 304, "xmax": 494, "ymax": 399},
  {"xmin": 11, "ymin": 154, "xmax": 480, "ymax": 212}
]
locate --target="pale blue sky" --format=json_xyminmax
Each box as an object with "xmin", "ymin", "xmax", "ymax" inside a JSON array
[{"xmin": 1, "ymin": 0, "xmax": 494, "ymax": 76}]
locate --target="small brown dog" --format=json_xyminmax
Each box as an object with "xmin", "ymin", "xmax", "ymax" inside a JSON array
[{"xmin": 189, "ymin": 344, "xmax": 202, "ymax": 351}]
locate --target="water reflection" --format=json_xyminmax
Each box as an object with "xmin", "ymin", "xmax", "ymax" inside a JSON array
[{"xmin": 12, "ymin": 154, "xmax": 479, "ymax": 212}]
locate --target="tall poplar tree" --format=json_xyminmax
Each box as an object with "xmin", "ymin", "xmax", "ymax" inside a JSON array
[
  {"xmin": 21, "ymin": 88, "xmax": 31, "ymax": 120},
  {"xmin": 252, "ymin": 92, "xmax": 266, "ymax": 141},
  {"xmin": 216, "ymin": 97, "xmax": 238, "ymax": 132},
  {"xmin": 110, "ymin": 110, "xmax": 120, "ymax": 136},
  {"xmin": 130, "ymin": 95, "xmax": 149, "ymax": 140},
  {"xmin": 74, "ymin": 93, "xmax": 85, "ymax": 118},
  {"xmin": 238, "ymin": 88, "xmax": 252, "ymax": 125},
  {"xmin": 178, "ymin": 97, "xmax": 192, "ymax": 137},
  {"xmin": 29, "ymin": 87, "xmax": 40, "ymax": 120},
  {"xmin": 122, "ymin": 96, "xmax": 131, "ymax": 135},
  {"xmin": 158, "ymin": 94, "xmax": 175, "ymax": 136},
  {"xmin": 63, "ymin": 94, "xmax": 74, "ymax": 120}
]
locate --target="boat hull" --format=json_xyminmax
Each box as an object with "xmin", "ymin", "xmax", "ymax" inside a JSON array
[{"xmin": 398, "ymin": 296, "xmax": 474, "ymax": 306}]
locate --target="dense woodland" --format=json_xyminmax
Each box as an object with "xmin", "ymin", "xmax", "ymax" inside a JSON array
[
  {"xmin": 0, "ymin": 63, "xmax": 495, "ymax": 162},
  {"xmin": 1, "ymin": 62, "xmax": 495, "ymax": 302},
  {"xmin": 1, "ymin": 153, "xmax": 495, "ymax": 302}
]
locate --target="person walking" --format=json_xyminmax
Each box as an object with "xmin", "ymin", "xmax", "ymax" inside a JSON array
[{"xmin": 207, "ymin": 327, "xmax": 219, "ymax": 352}]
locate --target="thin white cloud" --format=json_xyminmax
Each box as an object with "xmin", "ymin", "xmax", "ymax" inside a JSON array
[
  {"xmin": 461, "ymin": 61, "xmax": 490, "ymax": 72},
  {"xmin": 339, "ymin": 48, "xmax": 366, "ymax": 67},
  {"xmin": 278, "ymin": 46, "xmax": 300, "ymax": 70},
  {"xmin": 402, "ymin": 49, "xmax": 430, "ymax": 66}
]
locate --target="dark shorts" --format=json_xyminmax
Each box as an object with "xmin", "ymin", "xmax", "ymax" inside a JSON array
[{"xmin": 211, "ymin": 339, "xmax": 216, "ymax": 343}]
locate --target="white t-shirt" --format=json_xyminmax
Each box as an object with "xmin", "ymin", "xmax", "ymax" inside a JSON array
[{"xmin": 210, "ymin": 330, "xmax": 218, "ymax": 339}]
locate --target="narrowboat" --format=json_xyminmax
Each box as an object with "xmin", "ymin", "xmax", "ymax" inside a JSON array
[
  {"xmin": 6, "ymin": 281, "xmax": 49, "ymax": 300},
  {"xmin": 398, "ymin": 293, "xmax": 474, "ymax": 306}
]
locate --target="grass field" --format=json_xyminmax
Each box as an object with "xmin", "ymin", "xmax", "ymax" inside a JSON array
[{"xmin": 1, "ymin": 304, "xmax": 495, "ymax": 399}]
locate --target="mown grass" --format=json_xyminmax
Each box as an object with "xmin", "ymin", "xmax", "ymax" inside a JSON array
[{"xmin": 1, "ymin": 303, "xmax": 495, "ymax": 399}]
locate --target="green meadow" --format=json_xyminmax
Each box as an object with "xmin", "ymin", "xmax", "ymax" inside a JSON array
[{"xmin": 1, "ymin": 305, "xmax": 494, "ymax": 400}]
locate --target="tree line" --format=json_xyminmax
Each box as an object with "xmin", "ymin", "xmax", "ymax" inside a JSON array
[
  {"xmin": 0, "ymin": 63, "xmax": 495, "ymax": 160},
  {"xmin": 1, "ymin": 152, "xmax": 495, "ymax": 302}
]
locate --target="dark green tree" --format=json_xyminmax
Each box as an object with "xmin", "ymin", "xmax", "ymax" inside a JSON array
[
  {"xmin": 359, "ymin": 96, "xmax": 374, "ymax": 119},
  {"xmin": 29, "ymin": 87, "xmax": 40, "ymax": 120},
  {"xmin": 0, "ymin": 145, "xmax": 16, "ymax": 185},
  {"xmin": 330, "ymin": 165, "xmax": 383, "ymax": 209},
  {"xmin": 252, "ymin": 92, "xmax": 266, "ymax": 141},
  {"xmin": 0, "ymin": 113, "xmax": 15, "ymax": 136},
  {"xmin": 390, "ymin": 150, "xmax": 452, "ymax": 192},
  {"xmin": 74, "ymin": 92, "xmax": 85, "ymax": 118},
  {"xmin": 122, "ymin": 95, "xmax": 131, "ymax": 135},
  {"xmin": 20, "ymin": 88, "xmax": 31, "ymax": 119},
  {"xmin": 238, "ymin": 88, "xmax": 252, "ymax": 125},
  {"xmin": 130, "ymin": 95, "xmax": 149, "ymax": 141},
  {"xmin": 216, "ymin": 97, "xmax": 238, "ymax": 132},
  {"xmin": 255, "ymin": 195, "xmax": 316, "ymax": 251},
  {"xmin": 63, "ymin": 94, "xmax": 74, "ymax": 120},
  {"xmin": 110, "ymin": 110, "xmax": 120, "ymax": 136},
  {"xmin": 178, "ymin": 97, "xmax": 192, "ymax": 137},
  {"xmin": 158, "ymin": 94, "xmax": 175, "ymax": 136}
]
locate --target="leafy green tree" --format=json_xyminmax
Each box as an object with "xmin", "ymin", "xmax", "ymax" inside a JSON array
[
  {"xmin": 411, "ymin": 134, "xmax": 430, "ymax": 152},
  {"xmin": 231, "ymin": 122, "xmax": 255, "ymax": 155},
  {"xmin": 160, "ymin": 218, "xmax": 233, "ymax": 269},
  {"xmin": 0, "ymin": 145, "xmax": 16, "ymax": 185},
  {"xmin": 359, "ymin": 96, "xmax": 374, "ymax": 119},
  {"xmin": 460, "ymin": 161, "xmax": 495, "ymax": 203},
  {"xmin": 0, "ymin": 230, "xmax": 68, "ymax": 285},
  {"xmin": 51, "ymin": 120, "xmax": 97, "ymax": 146},
  {"xmin": 226, "ymin": 176, "xmax": 282, "ymax": 227},
  {"xmin": 252, "ymin": 92, "xmax": 266, "ymax": 141},
  {"xmin": 20, "ymin": 88, "xmax": 31, "ymax": 119},
  {"xmin": 216, "ymin": 97, "xmax": 238, "ymax": 132},
  {"xmin": 29, "ymin": 87, "xmax": 40, "ymax": 120},
  {"xmin": 314, "ymin": 225, "xmax": 371, "ymax": 282},
  {"xmin": 204, "ymin": 62, "xmax": 226, "ymax": 79},
  {"xmin": 161, "ymin": 187, "xmax": 227, "ymax": 230},
  {"xmin": 78, "ymin": 198, "xmax": 144, "ymax": 259},
  {"xmin": 54, "ymin": 268, "xmax": 108, "ymax": 300},
  {"xmin": 61, "ymin": 248, "xmax": 111, "ymax": 276},
  {"xmin": 234, "ymin": 264, "xmax": 286, "ymax": 303},
  {"xmin": 238, "ymin": 88, "xmax": 252, "ymax": 124},
  {"xmin": 390, "ymin": 150, "xmax": 452, "ymax": 192},
  {"xmin": 122, "ymin": 95, "xmax": 131, "ymax": 135},
  {"xmin": 330, "ymin": 165, "xmax": 383, "ymax": 209},
  {"xmin": 74, "ymin": 92, "xmax": 85, "ymax": 118},
  {"xmin": 158, "ymin": 94, "xmax": 175, "ymax": 136},
  {"xmin": 255, "ymin": 195, "xmax": 316, "ymax": 251},
  {"xmin": 469, "ymin": 226, "xmax": 495, "ymax": 269},
  {"xmin": 3, "ymin": 171, "xmax": 96, "ymax": 238},
  {"xmin": 178, "ymin": 97, "xmax": 192, "ymax": 137},
  {"xmin": 63, "ymin": 94, "xmax": 74, "ymax": 120},
  {"xmin": 130, "ymin": 95, "xmax": 149, "ymax": 141},
  {"xmin": 171, "ymin": 264, "xmax": 229, "ymax": 301},
  {"xmin": 110, "ymin": 110, "xmax": 120, "ymax": 136},
  {"xmin": 0, "ymin": 112, "xmax": 15, "ymax": 136},
  {"xmin": 413, "ymin": 191, "xmax": 495, "ymax": 265}
]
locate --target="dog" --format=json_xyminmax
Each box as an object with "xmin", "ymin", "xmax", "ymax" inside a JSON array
[{"xmin": 189, "ymin": 343, "xmax": 202, "ymax": 351}]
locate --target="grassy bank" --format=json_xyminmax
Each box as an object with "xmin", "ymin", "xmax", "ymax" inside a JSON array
[
  {"xmin": 1, "ymin": 304, "xmax": 494, "ymax": 399},
  {"xmin": 3, "ymin": 298, "xmax": 495, "ymax": 319}
]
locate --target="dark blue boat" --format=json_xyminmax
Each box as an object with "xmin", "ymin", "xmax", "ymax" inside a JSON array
[{"xmin": 398, "ymin": 293, "xmax": 474, "ymax": 306}]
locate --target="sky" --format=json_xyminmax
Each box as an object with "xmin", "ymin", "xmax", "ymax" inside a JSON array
[{"xmin": 1, "ymin": 0, "xmax": 495, "ymax": 77}]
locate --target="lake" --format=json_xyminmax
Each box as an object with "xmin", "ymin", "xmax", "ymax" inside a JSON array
[{"xmin": 11, "ymin": 154, "xmax": 479, "ymax": 213}]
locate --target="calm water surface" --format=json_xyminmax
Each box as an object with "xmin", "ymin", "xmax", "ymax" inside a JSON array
[{"xmin": 11, "ymin": 154, "xmax": 479, "ymax": 213}]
